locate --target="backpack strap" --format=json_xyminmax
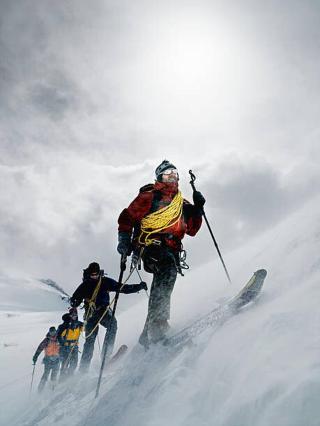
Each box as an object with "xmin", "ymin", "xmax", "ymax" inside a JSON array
[
  {"xmin": 138, "ymin": 183, "xmax": 162, "ymax": 214},
  {"xmin": 139, "ymin": 183, "xmax": 154, "ymax": 193},
  {"xmin": 84, "ymin": 276, "xmax": 102, "ymax": 321}
]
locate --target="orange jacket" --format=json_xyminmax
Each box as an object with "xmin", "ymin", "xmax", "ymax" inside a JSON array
[{"xmin": 34, "ymin": 335, "xmax": 60, "ymax": 359}]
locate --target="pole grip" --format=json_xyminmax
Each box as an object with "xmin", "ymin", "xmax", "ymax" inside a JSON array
[
  {"xmin": 120, "ymin": 254, "xmax": 127, "ymax": 272},
  {"xmin": 189, "ymin": 170, "xmax": 197, "ymax": 192},
  {"xmin": 189, "ymin": 170, "xmax": 204, "ymax": 215},
  {"xmin": 188, "ymin": 168, "xmax": 232, "ymax": 284}
]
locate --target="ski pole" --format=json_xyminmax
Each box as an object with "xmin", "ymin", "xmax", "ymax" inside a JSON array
[
  {"xmin": 189, "ymin": 170, "xmax": 232, "ymax": 285},
  {"xmin": 97, "ymin": 334, "xmax": 102, "ymax": 357},
  {"xmin": 134, "ymin": 266, "xmax": 149, "ymax": 298},
  {"xmin": 29, "ymin": 363, "xmax": 36, "ymax": 395},
  {"xmin": 131, "ymin": 248, "xmax": 149, "ymax": 298},
  {"xmin": 95, "ymin": 254, "xmax": 127, "ymax": 399}
]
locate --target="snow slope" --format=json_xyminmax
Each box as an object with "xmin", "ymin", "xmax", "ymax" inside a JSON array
[
  {"xmin": 1, "ymin": 193, "xmax": 320, "ymax": 426},
  {"xmin": 0, "ymin": 278, "xmax": 67, "ymax": 424}
]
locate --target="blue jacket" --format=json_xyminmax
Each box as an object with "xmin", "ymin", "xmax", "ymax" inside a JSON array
[{"xmin": 70, "ymin": 276, "xmax": 144, "ymax": 309}]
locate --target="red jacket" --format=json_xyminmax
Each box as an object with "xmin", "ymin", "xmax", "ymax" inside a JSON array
[{"xmin": 118, "ymin": 181, "xmax": 202, "ymax": 251}]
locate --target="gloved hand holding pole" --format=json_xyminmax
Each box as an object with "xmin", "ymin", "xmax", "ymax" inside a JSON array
[{"xmin": 189, "ymin": 170, "xmax": 232, "ymax": 285}]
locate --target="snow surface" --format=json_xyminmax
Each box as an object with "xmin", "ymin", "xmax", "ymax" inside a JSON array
[{"xmin": 1, "ymin": 194, "xmax": 320, "ymax": 426}]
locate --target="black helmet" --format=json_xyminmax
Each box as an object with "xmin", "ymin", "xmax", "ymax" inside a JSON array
[
  {"xmin": 69, "ymin": 307, "xmax": 78, "ymax": 320},
  {"xmin": 87, "ymin": 262, "xmax": 100, "ymax": 274},
  {"xmin": 48, "ymin": 326, "xmax": 57, "ymax": 336},
  {"xmin": 83, "ymin": 262, "xmax": 103, "ymax": 280},
  {"xmin": 155, "ymin": 160, "xmax": 178, "ymax": 181},
  {"xmin": 62, "ymin": 313, "xmax": 70, "ymax": 322}
]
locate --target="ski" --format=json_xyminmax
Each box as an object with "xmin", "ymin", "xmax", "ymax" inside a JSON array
[
  {"xmin": 109, "ymin": 344, "xmax": 128, "ymax": 366},
  {"xmin": 163, "ymin": 269, "xmax": 267, "ymax": 349}
]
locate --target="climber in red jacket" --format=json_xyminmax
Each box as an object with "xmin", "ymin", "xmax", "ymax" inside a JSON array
[{"xmin": 117, "ymin": 160, "xmax": 205, "ymax": 346}]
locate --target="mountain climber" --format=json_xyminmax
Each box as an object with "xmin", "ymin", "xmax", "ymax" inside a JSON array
[
  {"xmin": 70, "ymin": 261, "xmax": 147, "ymax": 372},
  {"xmin": 117, "ymin": 160, "xmax": 205, "ymax": 346},
  {"xmin": 57, "ymin": 308, "xmax": 83, "ymax": 379},
  {"xmin": 32, "ymin": 326, "xmax": 60, "ymax": 392}
]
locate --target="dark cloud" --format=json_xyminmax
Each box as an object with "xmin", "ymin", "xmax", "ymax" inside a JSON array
[{"xmin": 28, "ymin": 74, "xmax": 80, "ymax": 120}]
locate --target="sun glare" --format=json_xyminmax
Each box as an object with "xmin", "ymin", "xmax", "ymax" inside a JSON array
[
  {"xmin": 127, "ymin": 9, "xmax": 261, "ymax": 122},
  {"xmin": 146, "ymin": 15, "xmax": 251, "ymax": 96}
]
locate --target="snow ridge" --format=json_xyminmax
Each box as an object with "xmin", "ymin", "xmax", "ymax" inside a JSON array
[{"xmin": 2, "ymin": 194, "xmax": 320, "ymax": 426}]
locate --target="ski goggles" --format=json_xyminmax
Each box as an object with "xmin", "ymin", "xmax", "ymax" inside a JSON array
[{"xmin": 161, "ymin": 168, "xmax": 179, "ymax": 176}]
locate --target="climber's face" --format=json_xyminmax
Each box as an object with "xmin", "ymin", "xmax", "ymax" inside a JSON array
[{"xmin": 161, "ymin": 168, "xmax": 179, "ymax": 183}]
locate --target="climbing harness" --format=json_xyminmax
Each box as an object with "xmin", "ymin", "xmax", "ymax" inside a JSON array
[
  {"xmin": 176, "ymin": 249, "xmax": 189, "ymax": 276},
  {"xmin": 132, "ymin": 254, "xmax": 149, "ymax": 298},
  {"xmin": 130, "ymin": 248, "xmax": 143, "ymax": 272},
  {"xmin": 84, "ymin": 276, "xmax": 102, "ymax": 324},
  {"xmin": 84, "ymin": 250, "xmax": 144, "ymax": 341}
]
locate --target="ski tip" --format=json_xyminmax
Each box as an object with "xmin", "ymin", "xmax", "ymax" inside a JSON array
[
  {"xmin": 118, "ymin": 344, "xmax": 128, "ymax": 352},
  {"xmin": 254, "ymin": 269, "xmax": 267, "ymax": 279}
]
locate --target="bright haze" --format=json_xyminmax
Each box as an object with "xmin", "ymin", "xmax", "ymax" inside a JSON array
[{"xmin": 0, "ymin": 0, "xmax": 319, "ymax": 290}]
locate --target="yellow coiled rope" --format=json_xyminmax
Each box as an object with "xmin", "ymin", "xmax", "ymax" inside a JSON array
[{"xmin": 138, "ymin": 191, "xmax": 183, "ymax": 246}]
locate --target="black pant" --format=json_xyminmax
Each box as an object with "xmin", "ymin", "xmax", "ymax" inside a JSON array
[
  {"xmin": 140, "ymin": 246, "xmax": 178, "ymax": 344},
  {"xmin": 59, "ymin": 345, "xmax": 79, "ymax": 379},
  {"xmin": 80, "ymin": 308, "xmax": 117, "ymax": 371},
  {"xmin": 38, "ymin": 357, "xmax": 60, "ymax": 392}
]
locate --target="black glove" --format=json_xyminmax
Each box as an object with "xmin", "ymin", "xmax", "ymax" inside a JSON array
[
  {"xmin": 193, "ymin": 191, "xmax": 206, "ymax": 209},
  {"xmin": 117, "ymin": 232, "xmax": 132, "ymax": 256},
  {"xmin": 32, "ymin": 355, "xmax": 38, "ymax": 364},
  {"xmin": 140, "ymin": 281, "xmax": 148, "ymax": 291}
]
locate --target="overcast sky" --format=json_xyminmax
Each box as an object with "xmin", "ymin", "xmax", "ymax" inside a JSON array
[{"xmin": 0, "ymin": 0, "xmax": 319, "ymax": 290}]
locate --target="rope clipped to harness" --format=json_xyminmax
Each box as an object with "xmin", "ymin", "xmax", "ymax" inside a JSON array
[
  {"xmin": 83, "ymin": 251, "xmax": 143, "ymax": 341},
  {"xmin": 84, "ymin": 276, "xmax": 102, "ymax": 324},
  {"xmin": 138, "ymin": 191, "xmax": 183, "ymax": 246}
]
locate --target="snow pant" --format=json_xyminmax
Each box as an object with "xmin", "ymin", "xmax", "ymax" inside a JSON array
[
  {"xmin": 38, "ymin": 356, "xmax": 60, "ymax": 392},
  {"xmin": 80, "ymin": 308, "xmax": 117, "ymax": 372},
  {"xmin": 139, "ymin": 245, "xmax": 178, "ymax": 345},
  {"xmin": 59, "ymin": 344, "xmax": 79, "ymax": 379}
]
